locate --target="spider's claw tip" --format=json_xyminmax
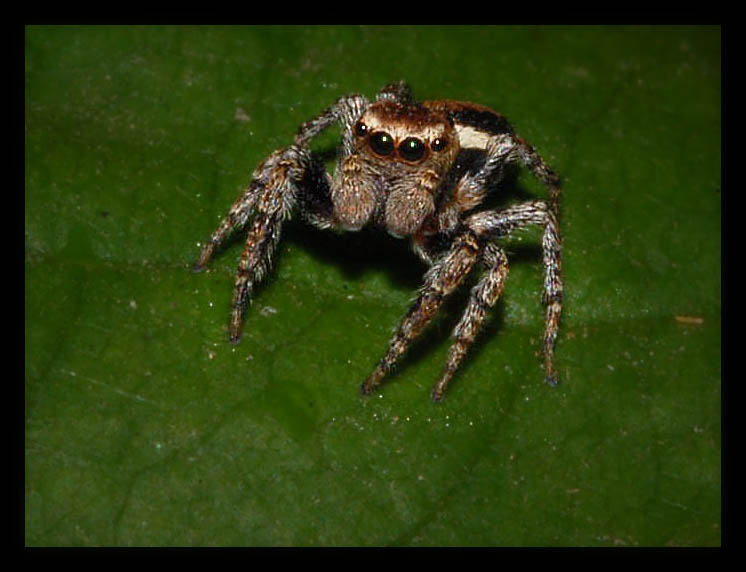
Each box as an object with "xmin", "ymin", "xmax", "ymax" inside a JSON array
[
  {"xmin": 545, "ymin": 375, "xmax": 559, "ymax": 388},
  {"xmin": 360, "ymin": 380, "xmax": 382, "ymax": 397},
  {"xmin": 192, "ymin": 263, "xmax": 206, "ymax": 274}
]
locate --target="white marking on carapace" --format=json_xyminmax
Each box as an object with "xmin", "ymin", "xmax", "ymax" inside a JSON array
[{"xmin": 455, "ymin": 124, "xmax": 491, "ymax": 150}]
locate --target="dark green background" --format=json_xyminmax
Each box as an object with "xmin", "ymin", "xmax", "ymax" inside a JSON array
[{"xmin": 25, "ymin": 25, "xmax": 721, "ymax": 546}]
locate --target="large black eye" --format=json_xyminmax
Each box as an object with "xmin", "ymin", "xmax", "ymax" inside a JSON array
[
  {"xmin": 354, "ymin": 120, "xmax": 368, "ymax": 137},
  {"xmin": 399, "ymin": 137, "xmax": 426, "ymax": 162},
  {"xmin": 369, "ymin": 132, "xmax": 395, "ymax": 156}
]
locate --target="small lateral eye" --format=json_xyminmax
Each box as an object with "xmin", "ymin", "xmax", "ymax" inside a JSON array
[
  {"xmin": 399, "ymin": 137, "xmax": 426, "ymax": 162},
  {"xmin": 354, "ymin": 120, "xmax": 368, "ymax": 137},
  {"xmin": 430, "ymin": 137, "xmax": 447, "ymax": 152},
  {"xmin": 369, "ymin": 132, "xmax": 395, "ymax": 156}
]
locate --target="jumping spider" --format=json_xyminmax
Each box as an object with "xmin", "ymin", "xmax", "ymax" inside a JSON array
[{"xmin": 195, "ymin": 82, "xmax": 563, "ymax": 402}]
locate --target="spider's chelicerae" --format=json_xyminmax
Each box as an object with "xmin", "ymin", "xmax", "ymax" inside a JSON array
[{"xmin": 195, "ymin": 82, "xmax": 563, "ymax": 401}]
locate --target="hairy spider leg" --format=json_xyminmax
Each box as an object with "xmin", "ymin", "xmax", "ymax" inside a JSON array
[
  {"xmin": 375, "ymin": 81, "xmax": 415, "ymax": 104},
  {"xmin": 511, "ymin": 134, "xmax": 562, "ymax": 217},
  {"xmin": 431, "ymin": 242, "xmax": 509, "ymax": 402},
  {"xmin": 360, "ymin": 231, "xmax": 481, "ymax": 396},
  {"xmin": 195, "ymin": 94, "xmax": 369, "ymax": 343},
  {"xmin": 194, "ymin": 145, "xmax": 309, "ymax": 342},
  {"xmin": 296, "ymin": 94, "xmax": 369, "ymax": 150},
  {"xmin": 227, "ymin": 146, "xmax": 312, "ymax": 342},
  {"xmin": 540, "ymin": 208, "xmax": 563, "ymax": 386},
  {"xmin": 193, "ymin": 181, "xmax": 262, "ymax": 272},
  {"xmin": 467, "ymin": 200, "xmax": 563, "ymax": 387},
  {"xmin": 470, "ymin": 132, "xmax": 563, "ymax": 386},
  {"xmin": 493, "ymin": 134, "xmax": 563, "ymax": 384},
  {"xmin": 194, "ymin": 141, "xmax": 319, "ymax": 273},
  {"xmin": 500, "ymin": 136, "xmax": 562, "ymax": 386},
  {"xmin": 428, "ymin": 132, "xmax": 561, "ymax": 400}
]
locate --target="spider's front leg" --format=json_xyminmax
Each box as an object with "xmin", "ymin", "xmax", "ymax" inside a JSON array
[
  {"xmin": 195, "ymin": 93, "xmax": 368, "ymax": 343},
  {"xmin": 195, "ymin": 144, "xmax": 312, "ymax": 342},
  {"xmin": 430, "ymin": 242, "xmax": 508, "ymax": 401},
  {"xmin": 361, "ymin": 230, "xmax": 482, "ymax": 396}
]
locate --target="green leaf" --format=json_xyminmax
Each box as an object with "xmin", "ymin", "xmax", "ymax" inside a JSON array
[{"xmin": 26, "ymin": 25, "xmax": 720, "ymax": 546}]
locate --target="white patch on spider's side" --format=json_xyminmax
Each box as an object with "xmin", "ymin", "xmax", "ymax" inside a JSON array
[{"xmin": 455, "ymin": 124, "xmax": 492, "ymax": 150}]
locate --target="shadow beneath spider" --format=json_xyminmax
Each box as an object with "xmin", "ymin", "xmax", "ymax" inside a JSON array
[{"xmin": 283, "ymin": 222, "xmax": 426, "ymax": 290}]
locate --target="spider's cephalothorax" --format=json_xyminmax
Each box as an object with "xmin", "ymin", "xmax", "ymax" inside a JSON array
[
  {"xmin": 334, "ymin": 100, "xmax": 460, "ymax": 238},
  {"xmin": 195, "ymin": 82, "xmax": 563, "ymax": 401}
]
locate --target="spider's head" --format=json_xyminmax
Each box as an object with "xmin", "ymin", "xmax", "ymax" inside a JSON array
[
  {"xmin": 353, "ymin": 101, "xmax": 459, "ymax": 167},
  {"xmin": 334, "ymin": 101, "xmax": 459, "ymax": 238}
]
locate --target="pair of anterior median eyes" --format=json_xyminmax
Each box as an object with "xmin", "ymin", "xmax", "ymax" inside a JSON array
[{"xmin": 354, "ymin": 120, "xmax": 448, "ymax": 163}]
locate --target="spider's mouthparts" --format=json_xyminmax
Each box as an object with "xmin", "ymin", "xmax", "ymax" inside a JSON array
[{"xmin": 384, "ymin": 187, "xmax": 435, "ymax": 238}]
